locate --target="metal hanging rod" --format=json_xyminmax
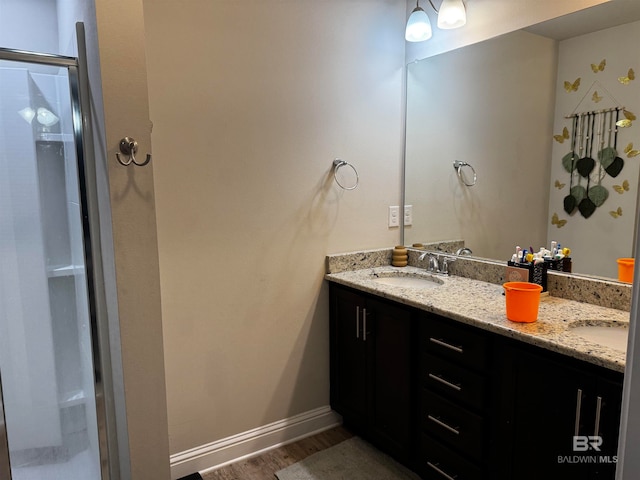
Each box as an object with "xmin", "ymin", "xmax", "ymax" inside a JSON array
[{"xmin": 565, "ymin": 106, "xmax": 625, "ymax": 119}]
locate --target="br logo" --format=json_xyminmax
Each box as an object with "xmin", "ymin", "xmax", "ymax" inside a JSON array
[{"xmin": 573, "ymin": 436, "xmax": 603, "ymax": 452}]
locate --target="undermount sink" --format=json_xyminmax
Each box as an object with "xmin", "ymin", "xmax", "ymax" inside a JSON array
[
  {"xmin": 371, "ymin": 272, "xmax": 443, "ymax": 288},
  {"xmin": 569, "ymin": 321, "xmax": 629, "ymax": 352}
]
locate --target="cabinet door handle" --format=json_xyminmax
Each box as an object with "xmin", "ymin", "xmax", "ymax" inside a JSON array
[
  {"xmin": 428, "ymin": 373, "xmax": 462, "ymax": 392},
  {"xmin": 356, "ymin": 306, "xmax": 360, "ymax": 339},
  {"xmin": 574, "ymin": 388, "xmax": 583, "ymax": 436},
  {"xmin": 594, "ymin": 396, "xmax": 602, "ymax": 437},
  {"xmin": 429, "ymin": 337, "xmax": 463, "ymax": 354},
  {"xmin": 363, "ymin": 308, "xmax": 367, "ymax": 342},
  {"xmin": 427, "ymin": 461, "xmax": 458, "ymax": 480},
  {"xmin": 427, "ymin": 414, "xmax": 460, "ymax": 435}
]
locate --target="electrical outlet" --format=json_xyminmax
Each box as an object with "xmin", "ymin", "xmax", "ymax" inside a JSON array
[
  {"xmin": 388, "ymin": 206, "xmax": 400, "ymax": 227},
  {"xmin": 404, "ymin": 205, "xmax": 413, "ymax": 226}
]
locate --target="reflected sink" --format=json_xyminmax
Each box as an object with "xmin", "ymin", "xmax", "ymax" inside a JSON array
[
  {"xmin": 371, "ymin": 272, "xmax": 443, "ymax": 289},
  {"xmin": 569, "ymin": 321, "xmax": 629, "ymax": 352}
]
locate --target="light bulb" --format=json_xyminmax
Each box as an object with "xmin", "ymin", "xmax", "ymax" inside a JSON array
[
  {"xmin": 437, "ymin": 0, "xmax": 466, "ymax": 29},
  {"xmin": 18, "ymin": 107, "xmax": 35, "ymax": 124},
  {"xmin": 36, "ymin": 108, "xmax": 59, "ymax": 127},
  {"xmin": 405, "ymin": 6, "xmax": 432, "ymax": 42}
]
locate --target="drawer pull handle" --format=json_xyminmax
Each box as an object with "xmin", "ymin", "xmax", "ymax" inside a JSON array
[
  {"xmin": 427, "ymin": 461, "xmax": 458, "ymax": 480},
  {"xmin": 429, "ymin": 337, "xmax": 463, "ymax": 354},
  {"xmin": 428, "ymin": 373, "xmax": 462, "ymax": 392},
  {"xmin": 574, "ymin": 388, "xmax": 583, "ymax": 436},
  {"xmin": 428, "ymin": 414, "xmax": 460, "ymax": 435},
  {"xmin": 594, "ymin": 396, "xmax": 602, "ymax": 437},
  {"xmin": 363, "ymin": 308, "xmax": 368, "ymax": 342}
]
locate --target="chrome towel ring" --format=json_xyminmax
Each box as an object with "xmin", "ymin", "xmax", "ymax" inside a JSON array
[
  {"xmin": 333, "ymin": 158, "xmax": 359, "ymax": 190},
  {"xmin": 453, "ymin": 160, "xmax": 477, "ymax": 187}
]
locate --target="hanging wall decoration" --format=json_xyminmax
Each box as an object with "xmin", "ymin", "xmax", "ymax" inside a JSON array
[{"xmin": 553, "ymin": 56, "xmax": 638, "ymax": 223}]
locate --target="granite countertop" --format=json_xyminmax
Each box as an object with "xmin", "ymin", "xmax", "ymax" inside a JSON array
[{"xmin": 325, "ymin": 265, "xmax": 629, "ymax": 373}]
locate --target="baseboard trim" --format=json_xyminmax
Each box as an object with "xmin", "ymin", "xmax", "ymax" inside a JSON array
[{"xmin": 169, "ymin": 406, "xmax": 342, "ymax": 479}]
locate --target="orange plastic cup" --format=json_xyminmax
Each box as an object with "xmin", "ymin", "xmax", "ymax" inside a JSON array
[
  {"xmin": 617, "ymin": 258, "xmax": 634, "ymax": 283},
  {"xmin": 503, "ymin": 282, "xmax": 543, "ymax": 323}
]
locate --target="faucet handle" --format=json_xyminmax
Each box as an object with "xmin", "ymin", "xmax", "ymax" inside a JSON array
[{"xmin": 441, "ymin": 256, "xmax": 455, "ymax": 275}]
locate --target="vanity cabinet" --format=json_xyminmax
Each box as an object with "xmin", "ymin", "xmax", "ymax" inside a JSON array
[
  {"xmin": 495, "ymin": 340, "xmax": 623, "ymax": 480},
  {"xmin": 329, "ymin": 284, "xmax": 414, "ymax": 461},
  {"xmin": 417, "ymin": 314, "xmax": 492, "ymax": 479},
  {"xmin": 328, "ymin": 281, "xmax": 623, "ymax": 480}
]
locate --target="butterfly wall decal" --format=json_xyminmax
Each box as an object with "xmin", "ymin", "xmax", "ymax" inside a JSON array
[
  {"xmin": 591, "ymin": 59, "xmax": 606, "ymax": 73},
  {"xmin": 564, "ymin": 78, "xmax": 581, "ymax": 92},
  {"xmin": 619, "ymin": 68, "xmax": 635, "ymax": 85},
  {"xmin": 554, "ymin": 180, "xmax": 565, "ymax": 189},
  {"xmin": 592, "ymin": 91, "xmax": 603, "ymax": 103},
  {"xmin": 617, "ymin": 119, "xmax": 633, "ymax": 128},
  {"xmin": 609, "ymin": 207, "xmax": 623, "ymax": 218},
  {"xmin": 553, "ymin": 127, "xmax": 569, "ymax": 143},
  {"xmin": 551, "ymin": 212, "xmax": 567, "ymax": 228},
  {"xmin": 624, "ymin": 144, "xmax": 640, "ymax": 158},
  {"xmin": 613, "ymin": 180, "xmax": 630, "ymax": 194},
  {"xmin": 624, "ymin": 110, "xmax": 637, "ymax": 121}
]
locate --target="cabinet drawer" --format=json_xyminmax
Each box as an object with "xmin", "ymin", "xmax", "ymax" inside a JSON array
[
  {"xmin": 421, "ymin": 316, "xmax": 488, "ymax": 370},
  {"xmin": 422, "ymin": 352, "xmax": 486, "ymax": 411},
  {"xmin": 419, "ymin": 433, "xmax": 483, "ymax": 480},
  {"xmin": 422, "ymin": 390, "xmax": 484, "ymax": 461}
]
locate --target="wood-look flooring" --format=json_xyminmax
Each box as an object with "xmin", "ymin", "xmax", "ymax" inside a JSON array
[{"xmin": 201, "ymin": 425, "xmax": 353, "ymax": 480}]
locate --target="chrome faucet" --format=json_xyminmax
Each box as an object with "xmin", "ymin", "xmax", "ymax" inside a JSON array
[
  {"xmin": 419, "ymin": 252, "xmax": 441, "ymax": 274},
  {"xmin": 456, "ymin": 247, "xmax": 473, "ymax": 256}
]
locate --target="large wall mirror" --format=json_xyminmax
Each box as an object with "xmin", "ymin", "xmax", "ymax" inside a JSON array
[{"xmin": 403, "ymin": 1, "xmax": 640, "ymax": 280}]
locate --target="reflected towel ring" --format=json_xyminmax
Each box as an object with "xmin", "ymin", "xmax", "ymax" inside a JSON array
[
  {"xmin": 453, "ymin": 160, "xmax": 477, "ymax": 187},
  {"xmin": 333, "ymin": 158, "xmax": 359, "ymax": 190}
]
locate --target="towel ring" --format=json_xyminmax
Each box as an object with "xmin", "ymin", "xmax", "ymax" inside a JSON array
[
  {"xmin": 453, "ymin": 160, "xmax": 477, "ymax": 187},
  {"xmin": 333, "ymin": 158, "xmax": 359, "ymax": 190}
]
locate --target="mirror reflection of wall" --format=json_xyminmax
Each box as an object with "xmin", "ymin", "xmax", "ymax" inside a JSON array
[{"xmin": 404, "ymin": 7, "xmax": 640, "ymax": 280}]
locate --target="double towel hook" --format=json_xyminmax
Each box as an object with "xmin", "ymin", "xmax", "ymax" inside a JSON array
[{"xmin": 116, "ymin": 136, "xmax": 152, "ymax": 167}]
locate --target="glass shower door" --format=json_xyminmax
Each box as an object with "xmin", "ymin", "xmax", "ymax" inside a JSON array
[{"xmin": 0, "ymin": 57, "xmax": 102, "ymax": 479}]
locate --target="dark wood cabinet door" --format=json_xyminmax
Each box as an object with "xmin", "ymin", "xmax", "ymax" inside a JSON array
[
  {"xmin": 502, "ymin": 345, "xmax": 591, "ymax": 479},
  {"xmin": 330, "ymin": 286, "xmax": 367, "ymax": 426},
  {"xmin": 500, "ymin": 343, "xmax": 622, "ymax": 480},
  {"xmin": 367, "ymin": 298, "xmax": 414, "ymax": 460},
  {"xmin": 590, "ymin": 375, "xmax": 623, "ymax": 479}
]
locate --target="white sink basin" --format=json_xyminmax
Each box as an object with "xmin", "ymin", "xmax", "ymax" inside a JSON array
[
  {"xmin": 570, "ymin": 323, "xmax": 629, "ymax": 352},
  {"xmin": 371, "ymin": 273, "xmax": 443, "ymax": 288}
]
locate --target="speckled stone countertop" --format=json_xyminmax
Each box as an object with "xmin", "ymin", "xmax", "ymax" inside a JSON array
[{"xmin": 325, "ymin": 265, "xmax": 629, "ymax": 373}]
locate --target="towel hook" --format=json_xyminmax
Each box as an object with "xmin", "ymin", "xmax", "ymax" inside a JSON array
[
  {"xmin": 453, "ymin": 160, "xmax": 477, "ymax": 187},
  {"xmin": 333, "ymin": 158, "xmax": 359, "ymax": 190},
  {"xmin": 116, "ymin": 136, "xmax": 152, "ymax": 167}
]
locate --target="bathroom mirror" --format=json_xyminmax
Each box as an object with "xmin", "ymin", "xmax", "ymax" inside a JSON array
[{"xmin": 403, "ymin": 1, "xmax": 640, "ymax": 280}]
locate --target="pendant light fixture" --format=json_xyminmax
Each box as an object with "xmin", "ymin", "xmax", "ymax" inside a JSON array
[
  {"xmin": 438, "ymin": 0, "xmax": 466, "ymax": 29},
  {"xmin": 405, "ymin": 2, "xmax": 432, "ymax": 42},
  {"xmin": 405, "ymin": 0, "xmax": 466, "ymax": 42}
]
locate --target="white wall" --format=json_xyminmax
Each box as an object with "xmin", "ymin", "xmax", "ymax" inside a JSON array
[{"xmin": 143, "ymin": 0, "xmax": 406, "ymax": 457}]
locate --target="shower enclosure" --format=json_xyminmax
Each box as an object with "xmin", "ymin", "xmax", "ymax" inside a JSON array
[{"xmin": 0, "ymin": 27, "xmax": 111, "ymax": 480}]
